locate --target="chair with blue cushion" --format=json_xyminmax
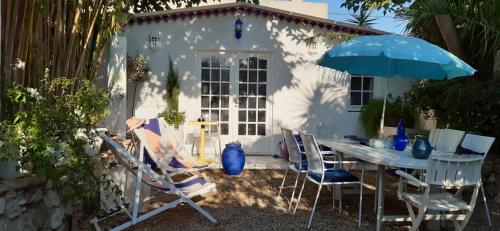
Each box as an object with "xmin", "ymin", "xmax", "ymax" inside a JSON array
[
  {"xmin": 293, "ymin": 132, "xmax": 365, "ymax": 228},
  {"xmin": 277, "ymin": 128, "xmax": 309, "ymax": 211}
]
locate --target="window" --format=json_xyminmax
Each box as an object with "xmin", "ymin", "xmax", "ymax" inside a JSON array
[
  {"xmin": 200, "ymin": 55, "xmax": 230, "ymax": 135},
  {"xmin": 350, "ymin": 75, "xmax": 374, "ymax": 107}
]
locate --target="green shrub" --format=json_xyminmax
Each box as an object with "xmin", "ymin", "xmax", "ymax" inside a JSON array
[
  {"xmin": 405, "ymin": 78, "xmax": 500, "ymax": 152},
  {"xmin": 5, "ymin": 74, "xmax": 111, "ymax": 212},
  {"xmin": 159, "ymin": 56, "xmax": 185, "ymax": 128},
  {"xmin": 360, "ymin": 97, "xmax": 419, "ymax": 138}
]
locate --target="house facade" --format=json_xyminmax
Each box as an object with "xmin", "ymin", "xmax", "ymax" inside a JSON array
[{"xmin": 104, "ymin": 1, "xmax": 417, "ymax": 155}]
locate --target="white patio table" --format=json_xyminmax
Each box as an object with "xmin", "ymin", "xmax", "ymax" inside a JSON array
[{"xmin": 317, "ymin": 138, "xmax": 445, "ymax": 231}]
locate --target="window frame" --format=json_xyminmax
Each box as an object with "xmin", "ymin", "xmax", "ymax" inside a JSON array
[{"xmin": 348, "ymin": 75, "xmax": 375, "ymax": 109}]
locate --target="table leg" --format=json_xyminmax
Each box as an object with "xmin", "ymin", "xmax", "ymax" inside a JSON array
[
  {"xmin": 198, "ymin": 126, "xmax": 206, "ymax": 164},
  {"xmin": 376, "ymin": 165, "xmax": 385, "ymax": 231}
]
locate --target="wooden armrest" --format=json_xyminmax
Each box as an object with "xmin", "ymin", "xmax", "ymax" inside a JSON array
[{"xmin": 396, "ymin": 170, "xmax": 428, "ymax": 187}]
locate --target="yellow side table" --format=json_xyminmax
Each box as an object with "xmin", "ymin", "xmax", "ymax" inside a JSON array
[{"xmin": 188, "ymin": 120, "xmax": 219, "ymax": 165}]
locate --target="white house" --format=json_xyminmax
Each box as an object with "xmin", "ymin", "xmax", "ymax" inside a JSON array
[{"xmin": 104, "ymin": 0, "xmax": 416, "ymax": 155}]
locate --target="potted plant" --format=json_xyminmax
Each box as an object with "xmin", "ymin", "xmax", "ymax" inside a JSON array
[
  {"xmin": 127, "ymin": 53, "xmax": 150, "ymax": 116},
  {"xmin": 158, "ymin": 56, "xmax": 185, "ymax": 128},
  {"xmin": 0, "ymin": 123, "xmax": 21, "ymax": 179},
  {"xmin": 222, "ymin": 141, "xmax": 245, "ymax": 176}
]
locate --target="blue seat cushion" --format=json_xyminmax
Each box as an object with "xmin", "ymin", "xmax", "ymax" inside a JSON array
[
  {"xmin": 455, "ymin": 145, "xmax": 484, "ymax": 156},
  {"xmin": 293, "ymin": 160, "xmax": 336, "ymax": 171},
  {"xmin": 293, "ymin": 160, "xmax": 308, "ymax": 171},
  {"xmin": 310, "ymin": 169, "xmax": 358, "ymax": 183}
]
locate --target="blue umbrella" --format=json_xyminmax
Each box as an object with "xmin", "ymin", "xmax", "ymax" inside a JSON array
[{"xmin": 317, "ymin": 34, "xmax": 475, "ymax": 137}]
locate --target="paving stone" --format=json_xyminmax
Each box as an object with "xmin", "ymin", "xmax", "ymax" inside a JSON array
[
  {"xmin": 1, "ymin": 175, "xmax": 42, "ymax": 190},
  {"xmin": 0, "ymin": 198, "xmax": 5, "ymax": 214},
  {"xmin": 28, "ymin": 188, "xmax": 43, "ymax": 203},
  {"xmin": 5, "ymin": 197, "xmax": 22, "ymax": 219},
  {"xmin": 43, "ymin": 190, "xmax": 61, "ymax": 208},
  {"xmin": 50, "ymin": 207, "xmax": 65, "ymax": 229}
]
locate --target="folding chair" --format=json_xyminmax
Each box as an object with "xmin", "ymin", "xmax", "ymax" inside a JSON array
[
  {"xmin": 90, "ymin": 133, "xmax": 216, "ymax": 231},
  {"xmin": 435, "ymin": 128, "xmax": 465, "ymax": 153},
  {"xmin": 458, "ymin": 134, "xmax": 495, "ymax": 226},
  {"xmin": 396, "ymin": 154, "xmax": 483, "ymax": 231},
  {"xmin": 130, "ymin": 118, "xmax": 208, "ymax": 176}
]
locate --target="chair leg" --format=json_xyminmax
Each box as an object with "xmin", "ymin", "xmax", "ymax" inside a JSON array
[
  {"xmin": 293, "ymin": 175, "xmax": 308, "ymax": 214},
  {"xmin": 332, "ymin": 185, "xmax": 335, "ymax": 210},
  {"xmin": 374, "ymin": 172, "xmax": 378, "ymax": 213},
  {"xmin": 308, "ymin": 184, "xmax": 323, "ymax": 229},
  {"xmin": 358, "ymin": 173, "xmax": 364, "ymax": 227},
  {"xmin": 480, "ymin": 184, "xmax": 492, "ymax": 226},
  {"xmin": 288, "ymin": 171, "xmax": 301, "ymax": 211},
  {"xmin": 339, "ymin": 185, "xmax": 342, "ymax": 215},
  {"xmin": 410, "ymin": 207, "xmax": 425, "ymax": 231},
  {"xmin": 277, "ymin": 166, "xmax": 290, "ymax": 199}
]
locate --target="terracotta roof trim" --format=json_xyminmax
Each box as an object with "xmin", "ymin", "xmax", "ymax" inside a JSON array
[{"xmin": 127, "ymin": 2, "xmax": 388, "ymax": 35}]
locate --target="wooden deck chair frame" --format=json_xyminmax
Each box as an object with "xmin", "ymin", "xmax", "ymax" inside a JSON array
[
  {"xmin": 131, "ymin": 118, "xmax": 206, "ymax": 177},
  {"xmin": 396, "ymin": 154, "xmax": 483, "ymax": 231},
  {"xmin": 90, "ymin": 133, "xmax": 216, "ymax": 231}
]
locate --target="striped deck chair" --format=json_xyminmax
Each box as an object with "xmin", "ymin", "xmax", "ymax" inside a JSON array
[
  {"xmin": 130, "ymin": 118, "xmax": 208, "ymax": 177},
  {"xmin": 91, "ymin": 133, "xmax": 216, "ymax": 231}
]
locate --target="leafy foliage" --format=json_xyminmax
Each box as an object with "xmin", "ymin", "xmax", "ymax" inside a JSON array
[
  {"xmin": 5, "ymin": 74, "xmax": 111, "ymax": 212},
  {"xmin": 401, "ymin": 0, "xmax": 500, "ymax": 80},
  {"xmin": 129, "ymin": 0, "xmax": 260, "ymax": 13},
  {"xmin": 0, "ymin": 123, "xmax": 21, "ymax": 161},
  {"xmin": 340, "ymin": 0, "xmax": 411, "ymax": 14},
  {"xmin": 159, "ymin": 57, "xmax": 185, "ymax": 128},
  {"xmin": 346, "ymin": 5, "xmax": 378, "ymax": 27},
  {"xmin": 304, "ymin": 32, "xmax": 359, "ymax": 48},
  {"xmin": 405, "ymin": 78, "xmax": 500, "ymax": 143},
  {"xmin": 360, "ymin": 98, "xmax": 418, "ymax": 138},
  {"xmin": 127, "ymin": 54, "xmax": 151, "ymax": 82}
]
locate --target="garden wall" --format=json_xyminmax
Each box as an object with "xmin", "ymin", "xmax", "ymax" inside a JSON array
[{"xmin": 0, "ymin": 175, "xmax": 82, "ymax": 230}]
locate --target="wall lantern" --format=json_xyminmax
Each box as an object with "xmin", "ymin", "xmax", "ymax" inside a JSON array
[
  {"xmin": 234, "ymin": 17, "xmax": 243, "ymax": 39},
  {"xmin": 149, "ymin": 31, "xmax": 161, "ymax": 51}
]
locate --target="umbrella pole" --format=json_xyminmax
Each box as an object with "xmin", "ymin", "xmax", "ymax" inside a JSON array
[{"xmin": 378, "ymin": 79, "xmax": 388, "ymax": 139}]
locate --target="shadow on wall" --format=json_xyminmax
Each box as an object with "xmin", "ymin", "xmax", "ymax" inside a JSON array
[{"xmin": 105, "ymin": 12, "xmax": 363, "ymax": 150}]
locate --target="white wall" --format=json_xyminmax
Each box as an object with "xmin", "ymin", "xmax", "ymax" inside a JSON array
[
  {"xmin": 120, "ymin": 11, "xmax": 414, "ymax": 153},
  {"xmin": 101, "ymin": 33, "xmax": 128, "ymax": 137}
]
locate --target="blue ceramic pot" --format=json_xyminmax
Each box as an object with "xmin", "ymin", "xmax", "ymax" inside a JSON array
[
  {"xmin": 412, "ymin": 136, "xmax": 432, "ymax": 159},
  {"xmin": 222, "ymin": 143, "xmax": 245, "ymax": 176}
]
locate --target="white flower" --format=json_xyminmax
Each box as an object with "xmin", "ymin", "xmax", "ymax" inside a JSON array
[
  {"xmin": 26, "ymin": 88, "xmax": 43, "ymax": 101},
  {"xmin": 13, "ymin": 58, "xmax": 25, "ymax": 70}
]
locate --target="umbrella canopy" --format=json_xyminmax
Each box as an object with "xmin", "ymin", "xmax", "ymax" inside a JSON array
[
  {"xmin": 317, "ymin": 34, "xmax": 476, "ymax": 138},
  {"xmin": 317, "ymin": 34, "xmax": 475, "ymax": 79}
]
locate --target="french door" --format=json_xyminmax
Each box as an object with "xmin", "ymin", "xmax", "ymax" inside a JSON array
[{"xmin": 198, "ymin": 52, "xmax": 271, "ymax": 154}]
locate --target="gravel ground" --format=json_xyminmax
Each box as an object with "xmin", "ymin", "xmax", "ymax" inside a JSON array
[{"xmin": 81, "ymin": 169, "xmax": 500, "ymax": 231}]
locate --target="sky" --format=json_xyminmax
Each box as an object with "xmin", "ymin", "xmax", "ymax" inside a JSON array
[{"xmin": 305, "ymin": 0, "xmax": 409, "ymax": 34}]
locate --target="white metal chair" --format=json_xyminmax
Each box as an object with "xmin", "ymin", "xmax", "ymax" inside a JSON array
[
  {"xmin": 396, "ymin": 154, "xmax": 483, "ymax": 231},
  {"xmin": 294, "ymin": 132, "xmax": 364, "ymax": 228},
  {"xmin": 458, "ymin": 133, "xmax": 495, "ymax": 226},
  {"xmin": 434, "ymin": 128, "xmax": 465, "ymax": 153},
  {"xmin": 277, "ymin": 128, "xmax": 308, "ymax": 211}
]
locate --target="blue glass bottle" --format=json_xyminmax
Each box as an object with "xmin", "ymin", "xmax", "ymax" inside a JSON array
[{"xmin": 393, "ymin": 119, "xmax": 408, "ymax": 151}]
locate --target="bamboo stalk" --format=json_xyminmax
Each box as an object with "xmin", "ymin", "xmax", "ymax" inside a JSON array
[
  {"xmin": 6, "ymin": 0, "xmax": 19, "ymax": 87},
  {"xmin": 75, "ymin": 0, "xmax": 103, "ymax": 77},
  {"xmin": 64, "ymin": 0, "xmax": 83, "ymax": 76},
  {"xmin": 19, "ymin": 0, "xmax": 36, "ymax": 86}
]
